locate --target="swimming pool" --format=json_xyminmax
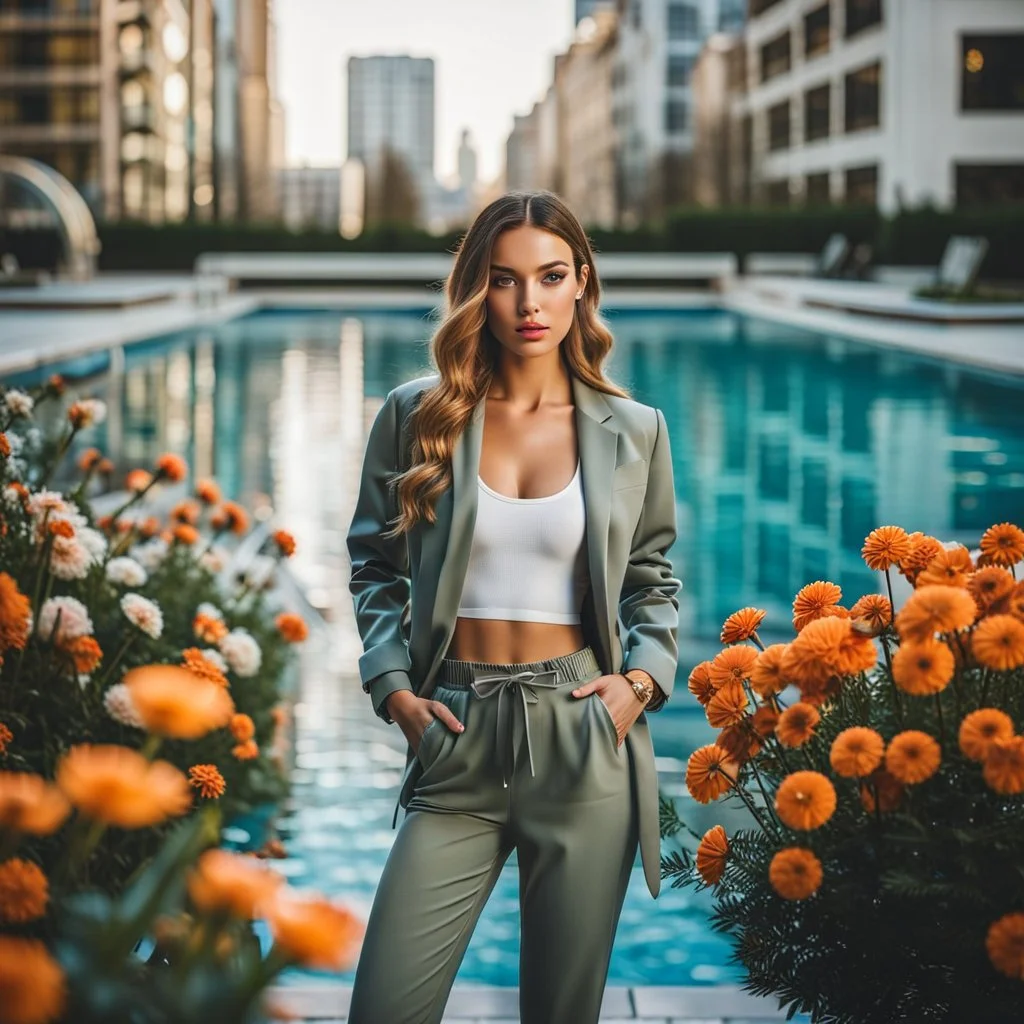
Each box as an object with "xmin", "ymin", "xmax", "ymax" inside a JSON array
[{"xmin": 11, "ymin": 306, "xmax": 1024, "ymax": 986}]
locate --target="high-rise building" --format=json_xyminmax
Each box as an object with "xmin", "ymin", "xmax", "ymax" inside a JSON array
[{"xmin": 575, "ymin": 0, "xmax": 616, "ymax": 25}]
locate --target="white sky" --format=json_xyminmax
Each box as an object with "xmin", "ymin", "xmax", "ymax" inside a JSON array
[{"xmin": 276, "ymin": 0, "xmax": 577, "ymax": 186}]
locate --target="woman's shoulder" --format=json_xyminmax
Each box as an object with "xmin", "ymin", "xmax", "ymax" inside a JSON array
[
  {"xmin": 386, "ymin": 373, "xmax": 441, "ymax": 413},
  {"xmin": 602, "ymin": 390, "xmax": 663, "ymax": 444}
]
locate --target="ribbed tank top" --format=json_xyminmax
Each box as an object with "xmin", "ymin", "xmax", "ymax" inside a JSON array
[{"xmin": 456, "ymin": 461, "xmax": 590, "ymax": 624}]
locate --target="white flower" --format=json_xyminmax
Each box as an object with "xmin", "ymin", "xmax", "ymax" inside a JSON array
[
  {"xmin": 130, "ymin": 537, "xmax": 169, "ymax": 571},
  {"xmin": 200, "ymin": 547, "xmax": 228, "ymax": 574},
  {"xmin": 4, "ymin": 432, "xmax": 24, "ymax": 456},
  {"xmin": 103, "ymin": 683, "xmax": 144, "ymax": 728},
  {"xmin": 106, "ymin": 556, "xmax": 148, "ymax": 587},
  {"xmin": 38, "ymin": 596, "xmax": 93, "ymax": 643},
  {"xmin": 243, "ymin": 555, "xmax": 276, "ymax": 589},
  {"xmin": 2, "ymin": 485, "xmax": 22, "ymax": 509},
  {"xmin": 72, "ymin": 398, "xmax": 107, "ymax": 427},
  {"xmin": 196, "ymin": 601, "xmax": 223, "ymax": 622},
  {"xmin": 218, "ymin": 628, "xmax": 262, "ymax": 678},
  {"xmin": 3, "ymin": 389, "xmax": 33, "ymax": 418},
  {"xmin": 78, "ymin": 526, "xmax": 107, "ymax": 563},
  {"xmin": 49, "ymin": 536, "xmax": 91, "ymax": 580},
  {"xmin": 200, "ymin": 647, "xmax": 228, "ymax": 673},
  {"xmin": 121, "ymin": 592, "xmax": 163, "ymax": 639},
  {"xmin": 27, "ymin": 491, "xmax": 86, "ymax": 539}
]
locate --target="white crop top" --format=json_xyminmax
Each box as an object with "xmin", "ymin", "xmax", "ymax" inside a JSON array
[{"xmin": 456, "ymin": 461, "xmax": 590, "ymax": 624}]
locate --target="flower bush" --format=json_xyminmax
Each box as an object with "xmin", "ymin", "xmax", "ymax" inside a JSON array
[{"xmin": 662, "ymin": 522, "xmax": 1024, "ymax": 1024}]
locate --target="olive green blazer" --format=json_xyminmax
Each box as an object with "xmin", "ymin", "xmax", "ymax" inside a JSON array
[{"xmin": 346, "ymin": 371, "xmax": 681, "ymax": 898}]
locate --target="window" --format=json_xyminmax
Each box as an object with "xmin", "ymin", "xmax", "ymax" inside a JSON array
[
  {"xmin": 845, "ymin": 62, "xmax": 881, "ymax": 132},
  {"xmin": 719, "ymin": 0, "xmax": 745, "ymax": 34},
  {"xmin": 805, "ymin": 83, "xmax": 830, "ymax": 141},
  {"xmin": 668, "ymin": 3, "xmax": 699, "ymax": 40},
  {"xmin": 667, "ymin": 55, "xmax": 694, "ymax": 88},
  {"xmin": 766, "ymin": 179, "xmax": 791, "ymax": 206},
  {"xmin": 804, "ymin": 4, "xmax": 831, "ymax": 59},
  {"xmin": 845, "ymin": 0, "xmax": 882, "ymax": 39},
  {"xmin": 956, "ymin": 164, "xmax": 1024, "ymax": 206},
  {"xmin": 760, "ymin": 31, "xmax": 791, "ymax": 83},
  {"xmin": 665, "ymin": 98, "xmax": 688, "ymax": 133},
  {"xmin": 844, "ymin": 164, "xmax": 878, "ymax": 206},
  {"xmin": 961, "ymin": 35, "xmax": 1024, "ymax": 111},
  {"xmin": 806, "ymin": 172, "xmax": 831, "ymax": 204},
  {"xmin": 768, "ymin": 100, "xmax": 790, "ymax": 151}
]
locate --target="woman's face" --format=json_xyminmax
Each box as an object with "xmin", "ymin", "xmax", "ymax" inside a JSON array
[{"xmin": 484, "ymin": 225, "xmax": 589, "ymax": 358}]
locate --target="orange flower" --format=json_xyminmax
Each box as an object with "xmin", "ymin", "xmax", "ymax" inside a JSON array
[
  {"xmin": 97, "ymin": 457, "xmax": 114, "ymax": 475},
  {"xmin": 980, "ymin": 522, "xmax": 1024, "ymax": 568},
  {"xmin": 155, "ymin": 452, "xmax": 188, "ymax": 482},
  {"xmin": 687, "ymin": 661, "xmax": 716, "ymax": 705},
  {"xmin": 917, "ymin": 545, "xmax": 974, "ymax": 588},
  {"xmin": 0, "ymin": 858, "xmax": 48, "ymax": 923},
  {"xmin": 0, "ymin": 936, "xmax": 66, "ymax": 1024},
  {"xmin": 233, "ymin": 740, "xmax": 259, "ymax": 761},
  {"xmin": 138, "ymin": 515, "xmax": 160, "ymax": 538},
  {"xmin": 170, "ymin": 499, "xmax": 201, "ymax": 525},
  {"xmin": 968, "ymin": 566, "xmax": 1016, "ymax": 612},
  {"xmin": 830, "ymin": 727, "xmax": 885, "ymax": 778},
  {"xmin": 885, "ymin": 730, "xmax": 941, "ymax": 784},
  {"xmin": 124, "ymin": 664, "xmax": 234, "ymax": 739},
  {"xmin": 273, "ymin": 529, "xmax": 297, "ymax": 557},
  {"xmin": 751, "ymin": 705, "xmax": 780, "ymax": 737},
  {"xmin": 77, "ymin": 447, "xmax": 102, "ymax": 472},
  {"xmin": 695, "ymin": 825, "xmax": 729, "ymax": 885},
  {"xmin": 769, "ymin": 847, "xmax": 822, "ymax": 900},
  {"xmin": 895, "ymin": 584, "xmax": 978, "ymax": 642},
  {"xmin": 705, "ymin": 681, "xmax": 748, "ymax": 729},
  {"xmin": 0, "ymin": 773, "xmax": 71, "ymax": 835},
  {"xmin": 187, "ymin": 848, "xmax": 283, "ymax": 919},
  {"xmin": 860, "ymin": 769, "xmax": 904, "ymax": 813},
  {"xmin": 708, "ymin": 646, "xmax": 758, "ymax": 690},
  {"xmin": 720, "ymin": 607, "xmax": 765, "ymax": 644},
  {"xmin": 862, "ymin": 526, "xmax": 913, "ymax": 571},
  {"xmin": 0, "ymin": 433, "xmax": 10, "ymax": 458},
  {"xmin": 56, "ymin": 744, "xmax": 191, "ymax": 829},
  {"xmin": 983, "ymin": 736, "xmax": 1024, "ymax": 795},
  {"xmin": 275, "ymin": 613, "xmax": 309, "ymax": 644},
  {"xmin": 994, "ymin": 580, "xmax": 1024, "ymax": 621},
  {"xmin": 65, "ymin": 635, "xmax": 102, "ymax": 675},
  {"xmin": 972, "ymin": 614, "xmax": 1024, "ymax": 671},
  {"xmin": 196, "ymin": 478, "xmax": 221, "ymax": 504},
  {"xmin": 891, "ymin": 638, "xmax": 955, "ymax": 695},
  {"xmin": 781, "ymin": 616, "xmax": 874, "ymax": 697},
  {"xmin": 211, "ymin": 500, "xmax": 249, "ymax": 536},
  {"xmin": 792, "ymin": 580, "xmax": 842, "ymax": 632},
  {"xmin": 125, "ymin": 468, "xmax": 153, "ymax": 493},
  {"xmin": 986, "ymin": 912, "xmax": 1024, "ymax": 980},
  {"xmin": 0, "ymin": 722, "xmax": 12, "ymax": 756},
  {"xmin": 849, "ymin": 594, "xmax": 892, "ymax": 636},
  {"xmin": 181, "ymin": 647, "xmax": 229, "ymax": 688},
  {"xmin": 0, "ymin": 572, "xmax": 32, "ymax": 652},
  {"xmin": 264, "ymin": 889, "xmax": 364, "ymax": 970},
  {"xmin": 775, "ymin": 771, "xmax": 836, "ymax": 830},
  {"xmin": 193, "ymin": 612, "xmax": 228, "ymax": 644},
  {"xmin": 775, "ymin": 702, "xmax": 820, "ymax": 748},
  {"xmin": 188, "ymin": 764, "xmax": 226, "ymax": 800},
  {"xmin": 685, "ymin": 744, "xmax": 737, "ymax": 804},
  {"xmin": 230, "ymin": 713, "xmax": 255, "ymax": 742},
  {"xmin": 47, "ymin": 519, "xmax": 74, "ymax": 539},
  {"xmin": 898, "ymin": 533, "xmax": 945, "ymax": 585},
  {"xmin": 717, "ymin": 723, "xmax": 761, "ymax": 764},
  {"xmin": 172, "ymin": 523, "xmax": 199, "ymax": 546},
  {"xmin": 750, "ymin": 644, "xmax": 789, "ymax": 698},
  {"xmin": 959, "ymin": 708, "xmax": 1015, "ymax": 762},
  {"xmin": 271, "ymin": 704, "xmax": 288, "ymax": 729}
]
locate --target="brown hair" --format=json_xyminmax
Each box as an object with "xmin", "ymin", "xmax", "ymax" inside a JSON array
[{"xmin": 386, "ymin": 189, "xmax": 630, "ymax": 537}]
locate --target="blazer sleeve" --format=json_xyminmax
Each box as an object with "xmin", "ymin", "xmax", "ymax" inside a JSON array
[
  {"xmin": 618, "ymin": 407, "xmax": 681, "ymax": 712},
  {"xmin": 346, "ymin": 388, "xmax": 415, "ymax": 723}
]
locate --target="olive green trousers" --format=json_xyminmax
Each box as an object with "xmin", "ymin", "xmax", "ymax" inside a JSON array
[{"xmin": 347, "ymin": 645, "xmax": 639, "ymax": 1024}]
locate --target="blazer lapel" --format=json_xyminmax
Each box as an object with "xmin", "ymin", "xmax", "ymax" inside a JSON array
[{"xmin": 421, "ymin": 373, "xmax": 619, "ymax": 692}]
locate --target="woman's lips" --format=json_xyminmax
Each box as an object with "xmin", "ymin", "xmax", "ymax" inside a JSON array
[{"xmin": 516, "ymin": 326, "xmax": 549, "ymax": 338}]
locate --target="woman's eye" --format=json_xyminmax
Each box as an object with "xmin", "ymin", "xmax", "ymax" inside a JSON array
[{"xmin": 492, "ymin": 273, "xmax": 567, "ymax": 287}]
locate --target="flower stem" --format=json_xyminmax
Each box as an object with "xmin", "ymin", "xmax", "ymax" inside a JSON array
[
  {"xmin": 879, "ymin": 635, "xmax": 904, "ymax": 727},
  {"xmin": 94, "ymin": 632, "xmax": 136, "ymax": 689}
]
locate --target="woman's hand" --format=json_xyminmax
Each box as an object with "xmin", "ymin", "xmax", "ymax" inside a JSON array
[
  {"xmin": 570, "ymin": 673, "xmax": 646, "ymax": 748},
  {"xmin": 385, "ymin": 690, "xmax": 464, "ymax": 754}
]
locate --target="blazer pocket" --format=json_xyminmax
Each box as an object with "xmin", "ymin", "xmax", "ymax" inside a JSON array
[{"xmin": 612, "ymin": 458, "xmax": 648, "ymax": 491}]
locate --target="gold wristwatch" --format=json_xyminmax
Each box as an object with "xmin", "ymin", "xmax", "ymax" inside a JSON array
[{"xmin": 623, "ymin": 670, "xmax": 654, "ymax": 705}]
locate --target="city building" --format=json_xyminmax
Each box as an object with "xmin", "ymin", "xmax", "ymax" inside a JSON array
[{"xmin": 277, "ymin": 165, "xmax": 341, "ymax": 233}]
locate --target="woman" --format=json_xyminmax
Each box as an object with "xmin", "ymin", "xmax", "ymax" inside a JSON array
[{"xmin": 345, "ymin": 190, "xmax": 681, "ymax": 1024}]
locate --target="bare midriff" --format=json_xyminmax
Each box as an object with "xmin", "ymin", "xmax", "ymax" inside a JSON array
[{"xmin": 447, "ymin": 618, "xmax": 586, "ymax": 665}]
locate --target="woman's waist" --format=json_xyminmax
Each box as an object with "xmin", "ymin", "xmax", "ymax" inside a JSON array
[{"xmin": 447, "ymin": 616, "xmax": 586, "ymax": 665}]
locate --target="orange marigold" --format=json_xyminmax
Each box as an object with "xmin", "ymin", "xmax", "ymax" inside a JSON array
[
  {"xmin": 994, "ymin": 580, "xmax": 1024, "ymax": 621},
  {"xmin": 751, "ymin": 705, "xmax": 780, "ymax": 737},
  {"xmin": 193, "ymin": 612, "xmax": 228, "ymax": 644},
  {"xmin": 0, "ymin": 721, "xmax": 12, "ymax": 756},
  {"xmin": 885, "ymin": 730, "xmax": 941, "ymax": 784},
  {"xmin": 895, "ymin": 584, "xmax": 978, "ymax": 642},
  {"xmin": 792, "ymin": 580, "xmax": 843, "ymax": 632},
  {"xmin": 775, "ymin": 771, "xmax": 836, "ymax": 830},
  {"xmin": 230, "ymin": 713, "xmax": 255, "ymax": 742},
  {"xmin": 687, "ymin": 661, "xmax": 716, "ymax": 705},
  {"xmin": 917, "ymin": 545, "xmax": 974, "ymax": 588},
  {"xmin": 47, "ymin": 519, "xmax": 74, "ymax": 539},
  {"xmin": 188, "ymin": 764, "xmax": 226, "ymax": 800},
  {"xmin": 181, "ymin": 647, "xmax": 229, "ymax": 688},
  {"xmin": 983, "ymin": 736, "xmax": 1024, "ymax": 795},
  {"xmin": 56, "ymin": 744, "xmax": 191, "ymax": 829},
  {"xmin": 705, "ymin": 681, "xmax": 749, "ymax": 729},
  {"xmin": 275, "ymin": 612, "xmax": 309, "ymax": 644},
  {"xmin": 717, "ymin": 722, "xmax": 762, "ymax": 764},
  {"xmin": 0, "ymin": 572, "xmax": 32, "ymax": 652},
  {"xmin": 0, "ymin": 935, "xmax": 66, "ymax": 1024},
  {"xmin": 0, "ymin": 858, "xmax": 48, "ymax": 923},
  {"xmin": 986, "ymin": 912, "xmax": 1024, "ymax": 980},
  {"xmin": 708, "ymin": 645, "xmax": 759, "ymax": 690},
  {"xmin": 211, "ymin": 500, "xmax": 249, "ymax": 536},
  {"xmin": 66, "ymin": 635, "xmax": 102, "ymax": 675},
  {"xmin": 781, "ymin": 616, "xmax": 874, "ymax": 696},
  {"xmin": 830, "ymin": 727, "xmax": 885, "ymax": 778},
  {"xmin": 775, "ymin": 702, "xmax": 820, "ymax": 748},
  {"xmin": 860, "ymin": 768, "xmax": 904, "ymax": 814},
  {"xmin": 155, "ymin": 452, "xmax": 188, "ymax": 482},
  {"xmin": 685, "ymin": 744, "xmax": 737, "ymax": 804},
  {"xmin": 959, "ymin": 708, "xmax": 1015, "ymax": 762},
  {"xmin": 125, "ymin": 468, "xmax": 153, "ymax": 493},
  {"xmin": 0, "ymin": 433, "xmax": 10, "ymax": 458},
  {"xmin": 972, "ymin": 614, "xmax": 1024, "ymax": 672},
  {"xmin": 0, "ymin": 773, "xmax": 71, "ymax": 835},
  {"xmin": 273, "ymin": 529, "xmax": 297, "ymax": 557},
  {"xmin": 769, "ymin": 847, "xmax": 822, "ymax": 900},
  {"xmin": 77, "ymin": 447, "xmax": 102, "ymax": 472},
  {"xmin": 264, "ymin": 889, "xmax": 364, "ymax": 971},
  {"xmin": 749, "ymin": 644, "xmax": 789, "ymax": 698},
  {"xmin": 720, "ymin": 607, "xmax": 766, "ymax": 644},
  {"xmin": 979, "ymin": 522, "xmax": 1024, "ymax": 569},
  {"xmin": 172, "ymin": 523, "xmax": 199, "ymax": 546},
  {"xmin": 849, "ymin": 594, "xmax": 892, "ymax": 636},
  {"xmin": 195, "ymin": 478, "xmax": 221, "ymax": 504},
  {"xmin": 695, "ymin": 825, "xmax": 729, "ymax": 885},
  {"xmin": 898, "ymin": 533, "xmax": 945, "ymax": 585},
  {"xmin": 124, "ymin": 664, "xmax": 234, "ymax": 739},
  {"xmin": 233, "ymin": 739, "xmax": 259, "ymax": 761},
  {"xmin": 170, "ymin": 499, "xmax": 201, "ymax": 525},
  {"xmin": 969, "ymin": 566, "xmax": 1016, "ymax": 613},
  {"xmin": 188, "ymin": 848, "xmax": 283, "ymax": 919},
  {"xmin": 862, "ymin": 525, "xmax": 913, "ymax": 571},
  {"xmin": 891, "ymin": 637, "xmax": 955, "ymax": 696},
  {"xmin": 138, "ymin": 515, "xmax": 160, "ymax": 538}
]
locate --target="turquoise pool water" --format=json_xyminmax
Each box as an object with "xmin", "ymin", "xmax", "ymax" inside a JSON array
[{"xmin": 10, "ymin": 307, "xmax": 1024, "ymax": 988}]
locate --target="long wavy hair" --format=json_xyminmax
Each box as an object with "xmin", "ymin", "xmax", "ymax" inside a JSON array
[{"xmin": 385, "ymin": 189, "xmax": 630, "ymax": 538}]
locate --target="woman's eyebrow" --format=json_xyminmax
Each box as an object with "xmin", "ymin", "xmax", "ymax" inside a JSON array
[{"xmin": 489, "ymin": 260, "xmax": 570, "ymax": 272}]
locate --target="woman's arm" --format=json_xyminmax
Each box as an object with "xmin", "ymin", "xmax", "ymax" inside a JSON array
[{"xmin": 618, "ymin": 407, "xmax": 681, "ymax": 712}]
